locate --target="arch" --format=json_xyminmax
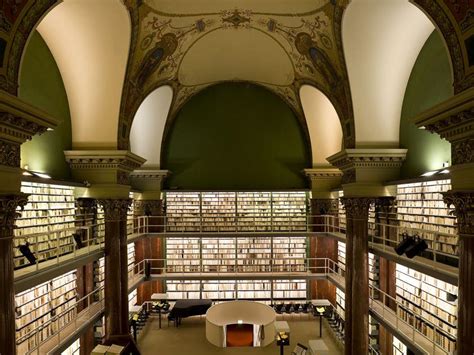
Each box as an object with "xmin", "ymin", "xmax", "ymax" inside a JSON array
[
  {"xmin": 34, "ymin": 0, "xmax": 131, "ymax": 149},
  {"xmin": 342, "ymin": 0, "xmax": 435, "ymax": 148},
  {"xmin": 161, "ymin": 82, "xmax": 311, "ymax": 190},
  {"xmin": 130, "ymin": 85, "xmax": 173, "ymax": 168},
  {"xmin": 178, "ymin": 27, "xmax": 294, "ymax": 86},
  {"xmin": 299, "ymin": 85, "xmax": 343, "ymax": 167}
]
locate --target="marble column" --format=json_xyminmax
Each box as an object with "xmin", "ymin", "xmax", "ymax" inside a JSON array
[
  {"xmin": 98, "ymin": 199, "xmax": 132, "ymax": 342},
  {"xmin": 444, "ymin": 192, "xmax": 474, "ymax": 355},
  {"xmin": 0, "ymin": 194, "xmax": 28, "ymax": 355},
  {"xmin": 342, "ymin": 197, "xmax": 373, "ymax": 355}
]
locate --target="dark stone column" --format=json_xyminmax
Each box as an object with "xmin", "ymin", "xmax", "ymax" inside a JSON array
[
  {"xmin": 342, "ymin": 197, "xmax": 373, "ymax": 355},
  {"xmin": 444, "ymin": 192, "xmax": 474, "ymax": 355},
  {"xmin": 0, "ymin": 194, "xmax": 28, "ymax": 355},
  {"xmin": 97, "ymin": 199, "xmax": 132, "ymax": 342}
]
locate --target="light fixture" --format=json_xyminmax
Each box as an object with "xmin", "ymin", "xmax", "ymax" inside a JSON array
[
  {"xmin": 419, "ymin": 126, "xmax": 426, "ymax": 130},
  {"xmin": 34, "ymin": 172, "xmax": 52, "ymax": 179},
  {"xmin": 405, "ymin": 239, "xmax": 428, "ymax": 259},
  {"xmin": 442, "ymin": 161, "xmax": 450, "ymax": 168},
  {"xmin": 46, "ymin": 127, "xmax": 54, "ymax": 131},
  {"xmin": 18, "ymin": 243, "xmax": 36, "ymax": 265},
  {"xmin": 237, "ymin": 320, "xmax": 243, "ymax": 325},
  {"xmin": 421, "ymin": 171, "xmax": 437, "ymax": 177},
  {"xmin": 394, "ymin": 235, "xmax": 416, "ymax": 255},
  {"xmin": 22, "ymin": 171, "xmax": 33, "ymax": 176},
  {"xmin": 440, "ymin": 169, "xmax": 450, "ymax": 174}
]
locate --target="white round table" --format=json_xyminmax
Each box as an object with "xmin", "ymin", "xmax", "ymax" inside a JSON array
[{"xmin": 206, "ymin": 300, "xmax": 276, "ymax": 348}]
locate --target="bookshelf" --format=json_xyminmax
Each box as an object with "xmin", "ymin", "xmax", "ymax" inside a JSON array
[
  {"xmin": 201, "ymin": 237, "xmax": 236, "ymax": 272},
  {"xmin": 165, "ymin": 192, "xmax": 201, "ymax": 232},
  {"xmin": 236, "ymin": 192, "xmax": 272, "ymax": 231},
  {"xmin": 127, "ymin": 192, "xmax": 135, "ymax": 235},
  {"xmin": 396, "ymin": 179, "xmax": 458, "ymax": 258},
  {"xmin": 201, "ymin": 192, "xmax": 236, "ymax": 231},
  {"xmin": 14, "ymin": 182, "xmax": 76, "ymax": 269},
  {"xmin": 338, "ymin": 191, "xmax": 346, "ymax": 232},
  {"xmin": 271, "ymin": 191, "xmax": 307, "ymax": 231},
  {"xmin": 335, "ymin": 287, "xmax": 345, "ymax": 319},
  {"xmin": 166, "ymin": 237, "xmax": 201, "ymax": 272},
  {"xmin": 272, "ymin": 236, "xmax": 306, "ymax": 272},
  {"xmin": 128, "ymin": 289, "xmax": 137, "ymax": 308},
  {"xmin": 15, "ymin": 271, "xmax": 77, "ymax": 354},
  {"xmin": 393, "ymin": 336, "xmax": 408, "ymax": 355},
  {"xmin": 395, "ymin": 264, "xmax": 457, "ymax": 352},
  {"xmin": 337, "ymin": 241, "xmax": 345, "ymax": 274},
  {"xmin": 61, "ymin": 338, "xmax": 80, "ymax": 355}
]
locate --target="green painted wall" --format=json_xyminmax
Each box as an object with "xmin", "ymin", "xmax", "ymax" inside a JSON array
[
  {"xmin": 162, "ymin": 83, "xmax": 311, "ymax": 190},
  {"xmin": 19, "ymin": 31, "xmax": 72, "ymax": 180},
  {"xmin": 400, "ymin": 31, "xmax": 452, "ymax": 178}
]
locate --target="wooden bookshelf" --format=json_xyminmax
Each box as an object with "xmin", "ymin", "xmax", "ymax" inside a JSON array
[
  {"xmin": 15, "ymin": 271, "xmax": 77, "ymax": 353},
  {"xmin": 338, "ymin": 191, "xmax": 346, "ymax": 232},
  {"xmin": 395, "ymin": 264, "xmax": 457, "ymax": 352},
  {"xmin": 14, "ymin": 182, "xmax": 76, "ymax": 269},
  {"xmin": 128, "ymin": 289, "xmax": 137, "ymax": 308},
  {"xmin": 127, "ymin": 242, "xmax": 135, "ymax": 278},
  {"xmin": 61, "ymin": 338, "xmax": 80, "ymax": 355},
  {"xmin": 393, "ymin": 336, "xmax": 408, "ymax": 355},
  {"xmin": 396, "ymin": 179, "xmax": 458, "ymax": 257},
  {"xmin": 166, "ymin": 237, "xmax": 201, "ymax": 272}
]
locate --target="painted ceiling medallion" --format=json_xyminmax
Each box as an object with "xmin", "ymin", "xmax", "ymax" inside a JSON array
[{"xmin": 222, "ymin": 10, "xmax": 250, "ymax": 28}]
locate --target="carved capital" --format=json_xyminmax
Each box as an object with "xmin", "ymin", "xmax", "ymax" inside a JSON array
[
  {"xmin": 76, "ymin": 198, "xmax": 97, "ymax": 213},
  {"xmin": 0, "ymin": 194, "xmax": 28, "ymax": 240},
  {"xmin": 443, "ymin": 191, "xmax": 474, "ymax": 236},
  {"xmin": 0, "ymin": 140, "xmax": 20, "ymax": 168},
  {"xmin": 341, "ymin": 197, "xmax": 375, "ymax": 220},
  {"xmin": 374, "ymin": 197, "xmax": 396, "ymax": 214},
  {"xmin": 311, "ymin": 198, "xmax": 338, "ymax": 215},
  {"xmin": 452, "ymin": 137, "xmax": 474, "ymax": 165},
  {"xmin": 97, "ymin": 199, "xmax": 132, "ymax": 221},
  {"xmin": 135, "ymin": 200, "xmax": 163, "ymax": 216}
]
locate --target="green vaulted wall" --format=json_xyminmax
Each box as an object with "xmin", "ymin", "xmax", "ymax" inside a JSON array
[
  {"xmin": 162, "ymin": 83, "xmax": 311, "ymax": 190},
  {"xmin": 19, "ymin": 31, "xmax": 72, "ymax": 180},
  {"xmin": 399, "ymin": 31, "xmax": 452, "ymax": 179}
]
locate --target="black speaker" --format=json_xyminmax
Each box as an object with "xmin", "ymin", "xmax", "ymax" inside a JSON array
[
  {"xmin": 72, "ymin": 233, "xmax": 84, "ymax": 249},
  {"xmin": 18, "ymin": 243, "xmax": 36, "ymax": 265},
  {"xmin": 394, "ymin": 235, "xmax": 416, "ymax": 255},
  {"xmin": 405, "ymin": 239, "xmax": 428, "ymax": 259},
  {"xmin": 447, "ymin": 292, "xmax": 457, "ymax": 302}
]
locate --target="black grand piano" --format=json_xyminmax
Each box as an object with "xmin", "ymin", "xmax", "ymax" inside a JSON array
[{"xmin": 168, "ymin": 299, "xmax": 213, "ymax": 326}]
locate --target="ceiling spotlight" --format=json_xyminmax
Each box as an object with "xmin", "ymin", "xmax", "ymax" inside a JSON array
[
  {"xmin": 394, "ymin": 235, "xmax": 416, "ymax": 255},
  {"xmin": 405, "ymin": 239, "xmax": 428, "ymax": 259}
]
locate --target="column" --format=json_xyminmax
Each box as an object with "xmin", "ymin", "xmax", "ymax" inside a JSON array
[
  {"xmin": 0, "ymin": 194, "xmax": 28, "ymax": 355},
  {"xmin": 444, "ymin": 192, "xmax": 474, "ymax": 355},
  {"xmin": 98, "ymin": 199, "xmax": 132, "ymax": 343},
  {"xmin": 342, "ymin": 197, "xmax": 373, "ymax": 355}
]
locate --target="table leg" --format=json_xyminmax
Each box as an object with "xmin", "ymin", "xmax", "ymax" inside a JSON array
[
  {"xmin": 280, "ymin": 343, "xmax": 284, "ymax": 355},
  {"xmin": 159, "ymin": 308, "xmax": 162, "ymax": 329},
  {"xmin": 319, "ymin": 314, "xmax": 323, "ymax": 338}
]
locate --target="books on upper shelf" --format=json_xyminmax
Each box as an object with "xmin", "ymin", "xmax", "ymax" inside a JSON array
[
  {"xmin": 14, "ymin": 182, "xmax": 76, "ymax": 269},
  {"xmin": 395, "ymin": 264, "xmax": 457, "ymax": 353},
  {"xmin": 396, "ymin": 179, "xmax": 458, "ymax": 258},
  {"xmin": 164, "ymin": 191, "xmax": 308, "ymax": 232},
  {"xmin": 128, "ymin": 242, "xmax": 135, "ymax": 278},
  {"xmin": 338, "ymin": 191, "xmax": 346, "ymax": 232},
  {"xmin": 15, "ymin": 271, "xmax": 77, "ymax": 354}
]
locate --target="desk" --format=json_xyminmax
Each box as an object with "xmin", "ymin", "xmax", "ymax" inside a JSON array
[
  {"xmin": 308, "ymin": 339, "xmax": 329, "ymax": 355},
  {"xmin": 311, "ymin": 299, "xmax": 331, "ymax": 307},
  {"xmin": 151, "ymin": 293, "xmax": 167, "ymax": 300}
]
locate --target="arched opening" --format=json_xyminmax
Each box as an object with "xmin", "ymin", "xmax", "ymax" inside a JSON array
[
  {"xmin": 161, "ymin": 82, "xmax": 311, "ymax": 190},
  {"xmin": 130, "ymin": 85, "xmax": 173, "ymax": 167},
  {"xmin": 299, "ymin": 85, "xmax": 343, "ymax": 167}
]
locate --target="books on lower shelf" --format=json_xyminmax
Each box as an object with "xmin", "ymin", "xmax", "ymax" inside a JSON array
[
  {"xmin": 338, "ymin": 191, "xmax": 346, "ymax": 232},
  {"xmin": 15, "ymin": 271, "xmax": 77, "ymax": 354},
  {"xmin": 129, "ymin": 289, "xmax": 137, "ymax": 308},
  {"xmin": 396, "ymin": 264, "xmax": 457, "ymax": 352},
  {"xmin": 128, "ymin": 242, "xmax": 135, "ymax": 278},
  {"xmin": 393, "ymin": 336, "xmax": 408, "ymax": 355},
  {"xmin": 61, "ymin": 338, "xmax": 80, "ymax": 355},
  {"xmin": 14, "ymin": 182, "xmax": 76, "ymax": 269}
]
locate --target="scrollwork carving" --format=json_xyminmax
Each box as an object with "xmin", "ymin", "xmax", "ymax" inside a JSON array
[
  {"xmin": 135, "ymin": 200, "xmax": 163, "ymax": 216},
  {"xmin": 311, "ymin": 199, "xmax": 337, "ymax": 215},
  {"xmin": 97, "ymin": 199, "xmax": 132, "ymax": 221},
  {"xmin": 0, "ymin": 194, "xmax": 28, "ymax": 240},
  {"xmin": 0, "ymin": 140, "xmax": 20, "ymax": 167},
  {"xmin": 340, "ymin": 197, "xmax": 375, "ymax": 220},
  {"xmin": 443, "ymin": 191, "xmax": 474, "ymax": 236}
]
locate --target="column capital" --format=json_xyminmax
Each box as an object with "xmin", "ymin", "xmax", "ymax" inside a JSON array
[
  {"xmin": 0, "ymin": 193, "xmax": 28, "ymax": 240},
  {"xmin": 341, "ymin": 197, "xmax": 375, "ymax": 220},
  {"xmin": 97, "ymin": 199, "xmax": 132, "ymax": 221},
  {"xmin": 134, "ymin": 199, "xmax": 163, "ymax": 216},
  {"xmin": 443, "ymin": 191, "xmax": 474, "ymax": 236},
  {"xmin": 76, "ymin": 197, "xmax": 97, "ymax": 210},
  {"xmin": 327, "ymin": 149, "xmax": 406, "ymax": 196},
  {"xmin": 311, "ymin": 198, "xmax": 338, "ymax": 215},
  {"xmin": 64, "ymin": 150, "xmax": 146, "ymax": 197}
]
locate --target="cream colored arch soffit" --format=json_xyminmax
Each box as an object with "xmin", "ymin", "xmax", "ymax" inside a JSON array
[
  {"xmin": 343, "ymin": 0, "xmax": 435, "ymax": 148},
  {"xmin": 118, "ymin": 0, "xmax": 353, "ymax": 149},
  {"xmin": 37, "ymin": 0, "xmax": 131, "ymax": 149}
]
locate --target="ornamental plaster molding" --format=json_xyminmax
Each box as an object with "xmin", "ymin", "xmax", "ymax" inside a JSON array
[
  {"xmin": 443, "ymin": 191, "xmax": 474, "ymax": 236},
  {"xmin": 327, "ymin": 149, "xmax": 408, "ymax": 170},
  {"xmin": 304, "ymin": 168, "xmax": 342, "ymax": 180},
  {"xmin": 97, "ymin": 198, "xmax": 132, "ymax": 221},
  {"xmin": 130, "ymin": 169, "xmax": 170, "ymax": 180},
  {"xmin": 64, "ymin": 150, "xmax": 146, "ymax": 171}
]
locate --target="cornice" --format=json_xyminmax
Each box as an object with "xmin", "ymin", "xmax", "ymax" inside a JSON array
[
  {"xmin": 130, "ymin": 169, "xmax": 170, "ymax": 180},
  {"xmin": 327, "ymin": 149, "xmax": 407, "ymax": 170},
  {"xmin": 304, "ymin": 167, "xmax": 342, "ymax": 179},
  {"xmin": 410, "ymin": 87, "xmax": 474, "ymax": 142},
  {"xmin": 64, "ymin": 150, "xmax": 146, "ymax": 171},
  {"xmin": 0, "ymin": 91, "xmax": 58, "ymax": 144}
]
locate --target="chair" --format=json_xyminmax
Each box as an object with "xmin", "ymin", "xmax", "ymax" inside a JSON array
[{"xmin": 291, "ymin": 343, "xmax": 307, "ymax": 355}]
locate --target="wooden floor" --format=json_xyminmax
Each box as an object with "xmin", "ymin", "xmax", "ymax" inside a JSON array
[{"xmin": 137, "ymin": 315, "xmax": 343, "ymax": 355}]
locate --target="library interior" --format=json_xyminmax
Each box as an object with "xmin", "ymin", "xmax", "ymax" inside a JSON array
[{"xmin": 0, "ymin": 0, "xmax": 473, "ymax": 354}]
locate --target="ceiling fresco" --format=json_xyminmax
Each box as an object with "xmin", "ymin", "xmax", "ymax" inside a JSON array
[{"xmin": 119, "ymin": 0, "xmax": 354, "ymax": 150}]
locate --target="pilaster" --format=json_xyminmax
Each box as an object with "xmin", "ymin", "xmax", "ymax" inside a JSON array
[{"xmin": 0, "ymin": 194, "xmax": 28, "ymax": 355}]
